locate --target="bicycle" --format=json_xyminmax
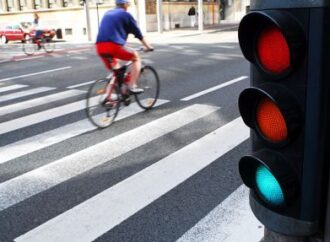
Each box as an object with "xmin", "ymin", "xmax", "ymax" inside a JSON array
[
  {"xmin": 86, "ymin": 49, "xmax": 160, "ymax": 128},
  {"xmin": 22, "ymin": 34, "xmax": 55, "ymax": 56}
]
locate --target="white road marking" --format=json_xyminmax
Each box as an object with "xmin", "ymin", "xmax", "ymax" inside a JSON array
[
  {"xmin": 15, "ymin": 56, "xmax": 44, "ymax": 61},
  {"xmin": 1, "ymin": 104, "xmax": 219, "ymax": 214},
  {"xmin": 67, "ymin": 80, "xmax": 95, "ymax": 89},
  {"xmin": 0, "ymin": 87, "xmax": 55, "ymax": 103},
  {"xmin": 0, "ymin": 96, "xmax": 98, "ymax": 135},
  {"xmin": 14, "ymin": 117, "xmax": 248, "ymax": 242},
  {"xmin": 0, "ymin": 84, "xmax": 28, "ymax": 93},
  {"xmin": 0, "ymin": 90, "xmax": 85, "ymax": 116},
  {"xmin": 177, "ymin": 185, "xmax": 264, "ymax": 242},
  {"xmin": 0, "ymin": 99, "xmax": 169, "ymax": 164},
  {"xmin": 0, "ymin": 66, "xmax": 72, "ymax": 82},
  {"xmin": 181, "ymin": 76, "xmax": 248, "ymax": 101}
]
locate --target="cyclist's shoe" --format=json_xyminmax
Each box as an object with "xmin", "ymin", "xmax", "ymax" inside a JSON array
[
  {"xmin": 129, "ymin": 86, "xmax": 144, "ymax": 94},
  {"xmin": 124, "ymin": 96, "xmax": 131, "ymax": 106},
  {"xmin": 37, "ymin": 45, "xmax": 42, "ymax": 50}
]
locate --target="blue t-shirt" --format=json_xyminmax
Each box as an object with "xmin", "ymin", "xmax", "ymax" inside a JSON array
[{"xmin": 96, "ymin": 8, "xmax": 143, "ymax": 45}]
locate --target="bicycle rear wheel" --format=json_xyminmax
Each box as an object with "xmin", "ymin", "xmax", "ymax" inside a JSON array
[
  {"xmin": 23, "ymin": 38, "xmax": 37, "ymax": 56},
  {"xmin": 86, "ymin": 79, "xmax": 120, "ymax": 128},
  {"xmin": 135, "ymin": 66, "xmax": 160, "ymax": 110},
  {"xmin": 42, "ymin": 38, "xmax": 55, "ymax": 53}
]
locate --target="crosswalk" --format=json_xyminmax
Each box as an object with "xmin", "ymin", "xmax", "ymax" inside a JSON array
[{"xmin": 0, "ymin": 81, "xmax": 264, "ymax": 241}]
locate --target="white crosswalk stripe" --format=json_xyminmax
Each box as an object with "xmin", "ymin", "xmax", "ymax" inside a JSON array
[
  {"xmin": 0, "ymin": 87, "xmax": 55, "ymax": 103},
  {"xmin": 14, "ymin": 117, "xmax": 248, "ymax": 242},
  {"xmin": 177, "ymin": 185, "xmax": 263, "ymax": 242},
  {"xmin": 0, "ymin": 99, "xmax": 169, "ymax": 164},
  {"xmin": 0, "ymin": 89, "xmax": 85, "ymax": 116},
  {"xmin": 0, "ymin": 84, "xmax": 28, "ymax": 93},
  {"xmin": 0, "ymin": 80, "xmax": 261, "ymax": 242}
]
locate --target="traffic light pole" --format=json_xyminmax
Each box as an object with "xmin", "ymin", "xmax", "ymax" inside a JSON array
[{"xmin": 324, "ymin": 176, "xmax": 330, "ymax": 242}]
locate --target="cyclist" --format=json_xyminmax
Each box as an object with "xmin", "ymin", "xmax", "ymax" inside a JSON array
[
  {"xmin": 33, "ymin": 13, "xmax": 43, "ymax": 50},
  {"xmin": 96, "ymin": 0, "xmax": 153, "ymax": 94}
]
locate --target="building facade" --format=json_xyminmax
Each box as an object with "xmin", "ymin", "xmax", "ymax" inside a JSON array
[{"xmin": 0, "ymin": 0, "xmax": 246, "ymax": 41}]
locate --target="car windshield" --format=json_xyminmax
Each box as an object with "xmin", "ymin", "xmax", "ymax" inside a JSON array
[{"xmin": 20, "ymin": 22, "xmax": 32, "ymax": 30}]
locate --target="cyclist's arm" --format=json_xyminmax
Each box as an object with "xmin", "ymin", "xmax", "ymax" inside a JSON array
[
  {"xmin": 127, "ymin": 13, "xmax": 154, "ymax": 51},
  {"xmin": 140, "ymin": 38, "xmax": 153, "ymax": 51}
]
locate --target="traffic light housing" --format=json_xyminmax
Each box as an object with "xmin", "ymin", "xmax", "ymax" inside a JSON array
[{"xmin": 238, "ymin": 1, "xmax": 330, "ymax": 236}]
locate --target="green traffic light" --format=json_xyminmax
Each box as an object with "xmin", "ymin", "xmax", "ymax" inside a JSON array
[{"xmin": 255, "ymin": 165, "xmax": 285, "ymax": 206}]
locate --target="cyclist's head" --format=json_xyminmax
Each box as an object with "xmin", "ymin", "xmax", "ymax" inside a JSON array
[{"xmin": 116, "ymin": 0, "xmax": 130, "ymax": 9}]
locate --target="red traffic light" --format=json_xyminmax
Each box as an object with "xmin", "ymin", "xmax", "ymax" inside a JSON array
[
  {"xmin": 257, "ymin": 26, "xmax": 291, "ymax": 74},
  {"xmin": 238, "ymin": 10, "xmax": 306, "ymax": 77}
]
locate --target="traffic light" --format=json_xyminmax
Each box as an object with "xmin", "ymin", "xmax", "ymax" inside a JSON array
[{"xmin": 237, "ymin": 1, "xmax": 330, "ymax": 237}]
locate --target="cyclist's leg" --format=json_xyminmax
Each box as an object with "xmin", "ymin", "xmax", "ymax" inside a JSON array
[
  {"xmin": 96, "ymin": 42, "xmax": 119, "ymax": 70},
  {"xmin": 35, "ymin": 30, "xmax": 43, "ymax": 49},
  {"xmin": 129, "ymin": 53, "xmax": 141, "ymax": 88},
  {"xmin": 113, "ymin": 45, "xmax": 143, "ymax": 93}
]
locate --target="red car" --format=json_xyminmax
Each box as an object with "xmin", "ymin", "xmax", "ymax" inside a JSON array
[
  {"xmin": 0, "ymin": 22, "xmax": 56, "ymax": 44},
  {"xmin": 0, "ymin": 23, "xmax": 31, "ymax": 44}
]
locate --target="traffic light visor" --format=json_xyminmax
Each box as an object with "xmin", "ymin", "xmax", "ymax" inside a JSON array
[
  {"xmin": 238, "ymin": 10, "xmax": 305, "ymax": 78},
  {"xmin": 239, "ymin": 86, "xmax": 301, "ymax": 145},
  {"xmin": 239, "ymin": 151, "xmax": 299, "ymax": 208}
]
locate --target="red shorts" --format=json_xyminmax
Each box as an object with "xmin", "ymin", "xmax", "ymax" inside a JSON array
[{"xmin": 96, "ymin": 42, "xmax": 136, "ymax": 70}]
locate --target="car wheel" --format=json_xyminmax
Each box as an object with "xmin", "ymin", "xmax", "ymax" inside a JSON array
[{"xmin": 0, "ymin": 35, "xmax": 7, "ymax": 44}]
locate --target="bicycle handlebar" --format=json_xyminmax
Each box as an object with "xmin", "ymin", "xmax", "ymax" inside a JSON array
[{"xmin": 138, "ymin": 47, "xmax": 154, "ymax": 53}]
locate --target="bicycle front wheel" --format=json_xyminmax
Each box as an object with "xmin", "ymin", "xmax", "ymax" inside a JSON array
[
  {"xmin": 86, "ymin": 79, "xmax": 120, "ymax": 128},
  {"xmin": 42, "ymin": 38, "xmax": 55, "ymax": 53},
  {"xmin": 135, "ymin": 66, "xmax": 160, "ymax": 110},
  {"xmin": 23, "ymin": 38, "xmax": 36, "ymax": 56}
]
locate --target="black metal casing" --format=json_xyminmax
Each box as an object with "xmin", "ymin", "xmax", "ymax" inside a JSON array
[{"xmin": 238, "ymin": 0, "xmax": 330, "ymax": 236}]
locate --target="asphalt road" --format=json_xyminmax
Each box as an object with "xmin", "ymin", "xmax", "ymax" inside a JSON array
[{"xmin": 0, "ymin": 30, "xmax": 264, "ymax": 242}]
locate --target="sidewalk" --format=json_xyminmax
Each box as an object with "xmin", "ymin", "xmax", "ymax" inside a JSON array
[{"xmin": 0, "ymin": 23, "xmax": 239, "ymax": 64}]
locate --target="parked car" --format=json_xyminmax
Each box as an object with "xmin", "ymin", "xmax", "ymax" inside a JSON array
[
  {"xmin": 0, "ymin": 22, "xmax": 56, "ymax": 44},
  {"xmin": 0, "ymin": 23, "xmax": 31, "ymax": 44}
]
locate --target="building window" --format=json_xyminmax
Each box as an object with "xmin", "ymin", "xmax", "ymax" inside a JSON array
[
  {"xmin": 19, "ymin": 0, "xmax": 26, "ymax": 10},
  {"xmin": 63, "ymin": 0, "xmax": 73, "ymax": 7},
  {"xmin": 34, "ymin": 0, "xmax": 42, "ymax": 9},
  {"xmin": 6, "ymin": 0, "xmax": 14, "ymax": 11},
  {"xmin": 48, "ymin": 0, "xmax": 58, "ymax": 8},
  {"xmin": 65, "ymin": 28, "xmax": 73, "ymax": 35}
]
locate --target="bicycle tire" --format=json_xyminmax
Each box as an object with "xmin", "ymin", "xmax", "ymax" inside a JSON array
[
  {"xmin": 86, "ymin": 79, "xmax": 120, "ymax": 128},
  {"xmin": 23, "ymin": 38, "xmax": 37, "ymax": 56},
  {"xmin": 42, "ymin": 38, "xmax": 55, "ymax": 53},
  {"xmin": 135, "ymin": 66, "xmax": 160, "ymax": 110}
]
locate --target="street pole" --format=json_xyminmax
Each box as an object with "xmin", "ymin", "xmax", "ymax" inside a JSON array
[
  {"xmin": 96, "ymin": 3, "xmax": 100, "ymax": 28},
  {"xmin": 198, "ymin": 0, "xmax": 203, "ymax": 32},
  {"xmin": 84, "ymin": 0, "xmax": 92, "ymax": 41},
  {"xmin": 95, "ymin": 0, "xmax": 103, "ymax": 29},
  {"xmin": 325, "ymin": 174, "xmax": 330, "ymax": 242},
  {"xmin": 137, "ymin": 0, "xmax": 147, "ymax": 34},
  {"xmin": 156, "ymin": 0, "xmax": 163, "ymax": 33}
]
